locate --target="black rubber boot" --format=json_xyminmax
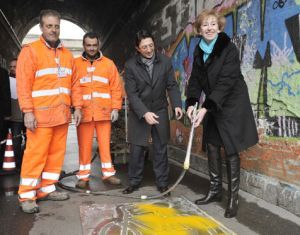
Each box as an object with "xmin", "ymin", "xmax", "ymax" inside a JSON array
[
  {"xmin": 224, "ymin": 153, "xmax": 240, "ymax": 218},
  {"xmin": 195, "ymin": 144, "xmax": 223, "ymax": 205}
]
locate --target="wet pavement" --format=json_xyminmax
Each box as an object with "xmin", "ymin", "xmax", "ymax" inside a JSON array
[{"xmin": 0, "ymin": 124, "xmax": 299, "ymax": 235}]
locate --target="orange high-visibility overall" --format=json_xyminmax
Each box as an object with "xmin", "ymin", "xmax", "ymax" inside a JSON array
[
  {"xmin": 17, "ymin": 37, "xmax": 82, "ymax": 201},
  {"xmin": 74, "ymin": 52, "xmax": 122, "ymax": 180}
]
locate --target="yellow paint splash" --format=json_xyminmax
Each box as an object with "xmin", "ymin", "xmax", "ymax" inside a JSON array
[{"xmin": 132, "ymin": 203, "xmax": 225, "ymax": 235}]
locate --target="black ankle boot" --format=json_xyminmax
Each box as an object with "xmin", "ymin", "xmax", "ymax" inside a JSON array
[
  {"xmin": 224, "ymin": 193, "xmax": 238, "ymax": 218},
  {"xmin": 224, "ymin": 154, "xmax": 240, "ymax": 218},
  {"xmin": 195, "ymin": 144, "xmax": 222, "ymax": 205}
]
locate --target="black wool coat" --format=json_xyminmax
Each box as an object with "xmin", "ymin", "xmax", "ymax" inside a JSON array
[
  {"xmin": 186, "ymin": 32, "xmax": 258, "ymax": 155},
  {"xmin": 124, "ymin": 53, "xmax": 182, "ymax": 146}
]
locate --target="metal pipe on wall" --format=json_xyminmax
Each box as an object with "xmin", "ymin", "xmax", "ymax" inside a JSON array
[{"xmin": 0, "ymin": 9, "xmax": 22, "ymax": 49}]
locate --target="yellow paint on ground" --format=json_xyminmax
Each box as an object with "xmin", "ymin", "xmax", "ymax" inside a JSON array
[{"xmin": 132, "ymin": 203, "xmax": 226, "ymax": 235}]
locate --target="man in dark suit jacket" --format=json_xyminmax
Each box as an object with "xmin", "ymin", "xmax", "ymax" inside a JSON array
[
  {"xmin": 0, "ymin": 66, "xmax": 11, "ymax": 169},
  {"xmin": 123, "ymin": 30, "xmax": 183, "ymax": 194}
]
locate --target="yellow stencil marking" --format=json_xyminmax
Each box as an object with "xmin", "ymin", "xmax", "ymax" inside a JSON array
[{"xmin": 132, "ymin": 203, "xmax": 226, "ymax": 235}]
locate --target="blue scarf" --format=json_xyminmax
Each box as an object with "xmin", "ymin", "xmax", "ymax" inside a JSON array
[{"xmin": 199, "ymin": 35, "xmax": 218, "ymax": 62}]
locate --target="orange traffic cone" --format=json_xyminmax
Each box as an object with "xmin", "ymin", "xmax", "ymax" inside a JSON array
[{"xmin": 2, "ymin": 129, "xmax": 16, "ymax": 171}]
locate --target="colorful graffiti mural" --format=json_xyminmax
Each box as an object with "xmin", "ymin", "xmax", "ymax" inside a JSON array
[{"xmin": 157, "ymin": 0, "xmax": 299, "ymax": 138}]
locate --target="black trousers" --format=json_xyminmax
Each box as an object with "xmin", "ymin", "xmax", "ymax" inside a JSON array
[{"xmin": 128, "ymin": 126, "xmax": 169, "ymax": 187}]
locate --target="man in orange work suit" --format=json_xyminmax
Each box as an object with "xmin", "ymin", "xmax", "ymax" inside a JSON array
[
  {"xmin": 74, "ymin": 32, "xmax": 122, "ymax": 189},
  {"xmin": 17, "ymin": 9, "xmax": 82, "ymax": 214}
]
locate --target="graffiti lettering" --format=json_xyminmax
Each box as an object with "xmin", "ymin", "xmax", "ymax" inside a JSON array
[
  {"xmin": 253, "ymin": 42, "xmax": 272, "ymax": 119},
  {"xmin": 272, "ymin": 116, "xmax": 299, "ymax": 137},
  {"xmin": 272, "ymin": 0, "xmax": 287, "ymax": 9},
  {"xmin": 285, "ymin": 14, "xmax": 300, "ymax": 63},
  {"xmin": 232, "ymin": 34, "xmax": 247, "ymax": 62},
  {"xmin": 268, "ymin": 70, "xmax": 300, "ymax": 96},
  {"xmin": 161, "ymin": 0, "xmax": 198, "ymax": 41}
]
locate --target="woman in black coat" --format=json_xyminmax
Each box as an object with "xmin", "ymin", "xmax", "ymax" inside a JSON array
[{"xmin": 186, "ymin": 9, "xmax": 258, "ymax": 218}]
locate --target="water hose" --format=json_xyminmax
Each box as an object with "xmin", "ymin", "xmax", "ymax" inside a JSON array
[{"xmin": 58, "ymin": 103, "xmax": 198, "ymax": 200}]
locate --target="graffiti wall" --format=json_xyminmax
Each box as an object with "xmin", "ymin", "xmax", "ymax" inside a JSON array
[
  {"xmin": 105, "ymin": 0, "xmax": 299, "ymax": 186},
  {"xmin": 152, "ymin": 0, "xmax": 300, "ymax": 138},
  {"xmin": 147, "ymin": 0, "xmax": 300, "ymax": 185}
]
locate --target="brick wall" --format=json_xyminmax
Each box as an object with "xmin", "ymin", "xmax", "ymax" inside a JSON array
[{"xmin": 241, "ymin": 129, "xmax": 300, "ymax": 186}]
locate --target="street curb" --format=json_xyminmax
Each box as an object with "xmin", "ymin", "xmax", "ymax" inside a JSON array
[{"xmin": 168, "ymin": 145, "xmax": 300, "ymax": 217}]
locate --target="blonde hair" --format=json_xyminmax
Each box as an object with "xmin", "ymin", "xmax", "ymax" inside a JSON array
[{"xmin": 194, "ymin": 9, "xmax": 226, "ymax": 34}]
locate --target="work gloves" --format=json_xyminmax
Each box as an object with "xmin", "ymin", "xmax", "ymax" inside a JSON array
[{"xmin": 111, "ymin": 109, "xmax": 119, "ymax": 123}]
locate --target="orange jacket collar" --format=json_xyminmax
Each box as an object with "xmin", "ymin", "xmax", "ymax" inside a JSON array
[
  {"xmin": 40, "ymin": 36, "xmax": 63, "ymax": 49},
  {"xmin": 81, "ymin": 51, "xmax": 102, "ymax": 62}
]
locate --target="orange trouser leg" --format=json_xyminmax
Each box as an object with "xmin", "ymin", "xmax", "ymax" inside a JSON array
[
  {"xmin": 18, "ymin": 127, "xmax": 54, "ymax": 201},
  {"xmin": 36, "ymin": 124, "xmax": 68, "ymax": 199},
  {"xmin": 76, "ymin": 122, "xmax": 94, "ymax": 181},
  {"xmin": 95, "ymin": 120, "xmax": 116, "ymax": 179}
]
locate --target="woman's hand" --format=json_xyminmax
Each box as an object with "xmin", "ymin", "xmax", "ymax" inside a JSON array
[
  {"xmin": 187, "ymin": 106, "xmax": 196, "ymax": 121},
  {"xmin": 193, "ymin": 108, "xmax": 207, "ymax": 127}
]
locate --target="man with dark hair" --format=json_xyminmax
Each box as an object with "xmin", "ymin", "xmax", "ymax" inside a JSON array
[
  {"xmin": 0, "ymin": 65, "xmax": 11, "ymax": 170},
  {"xmin": 8, "ymin": 58, "xmax": 26, "ymax": 170},
  {"xmin": 74, "ymin": 32, "xmax": 122, "ymax": 189},
  {"xmin": 17, "ymin": 9, "xmax": 82, "ymax": 213},
  {"xmin": 123, "ymin": 29, "xmax": 183, "ymax": 194}
]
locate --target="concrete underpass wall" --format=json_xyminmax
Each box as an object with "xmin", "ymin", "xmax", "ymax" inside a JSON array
[
  {"xmin": 0, "ymin": 10, "xmax": 21, "ymax": 69},
  {"xmin": 106, "ymin": 0, "xmax": 300, "ymax": 216}
]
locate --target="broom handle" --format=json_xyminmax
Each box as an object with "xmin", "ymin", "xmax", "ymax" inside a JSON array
[{"xmin": 183, "ymin": 103, "xmax": 198, "ymax": 170}]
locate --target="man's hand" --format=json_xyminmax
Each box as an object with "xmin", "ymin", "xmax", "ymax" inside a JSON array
[
  {"xmin": 111, "ymin": 109, "xmax": 119, "ymax": 123},
  {"xmin": 144, "ymin": 112, "xmax": 159, "ymax": 125},
  {"xmin": 175, "ymin": 107, "xmax": 183, "ymax": 120},
  {"xmin": 74, "ymin": 109, "xmax": 82, "ymax": 127},
  {"xmin": 24, "ymin": 112, "xmax": 37, "ymax": 132}
]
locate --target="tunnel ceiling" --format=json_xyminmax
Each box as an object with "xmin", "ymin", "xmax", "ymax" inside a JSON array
[{"xmin": 0, "ymin": 0, "xmax": 143, "ymax": 49}]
